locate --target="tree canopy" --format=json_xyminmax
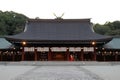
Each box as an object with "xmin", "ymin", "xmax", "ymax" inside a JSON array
[
  {"xmin": 93, "ymin": 21, "xmax": 120, "ymax": 36},
  {"xmin": 0, "ymin": 11, "xmax": 28, "ymax": 36}
]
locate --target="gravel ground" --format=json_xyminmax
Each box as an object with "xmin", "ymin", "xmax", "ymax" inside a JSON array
[
  {"xmin": 0, "ymin": 61, "xmax": 119, "ymax": 80},
  {"xmin": 12, "ymin": 66, "xmax": 103, "ymax": 80}
]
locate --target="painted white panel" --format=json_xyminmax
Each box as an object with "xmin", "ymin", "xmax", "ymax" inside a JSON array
[
  {"xmin": 24, "ymin": 47, "xmax": 34, "ymax": 52},
  {"xmin": 51, "ymin": 47, "xmax": 67, "ymax": 52},
  {"xmin": 37, "ymin": 47, "xmax": 49, "ymax": 51},
  {"xmin": 83, "ymin": 47, "xmax": 94, "ymax": 51},
  {"xmin": 69, "ymin": 47, "xmax": 81, "ymax": 51}
]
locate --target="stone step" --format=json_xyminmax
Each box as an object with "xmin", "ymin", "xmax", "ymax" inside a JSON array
[{"xmin": 0, "ymin": 61, "xmax": 120, "ymax": 66}]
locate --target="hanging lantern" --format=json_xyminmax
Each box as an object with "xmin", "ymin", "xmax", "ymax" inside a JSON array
[
  {"xmin": 22, "ymin": 41, "xmax": 26, "ymax": 46},
  {"xmin": 92, "ymin": 41, "xmax": 96, "ymax": 46},
  {"xmin": 115, "ymin": 51, "xmax": 118, "ymax": 54}
]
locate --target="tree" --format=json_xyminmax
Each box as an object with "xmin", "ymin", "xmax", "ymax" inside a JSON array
[
  {"xmin": 93, "ymin": 21, "xmax": 120, "ymax": 36},
  {"xmin": 93, "ymin": 24, "xmax": 110, "ymax": 35},
  {"xmin": 0, "ymin": 11, "xmax": 28, "ymax": 35}
]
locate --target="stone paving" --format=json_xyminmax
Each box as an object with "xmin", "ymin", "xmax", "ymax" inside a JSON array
[{"xmin": 12, "ymin": 66, "xmax": 103, "ymax": 80}]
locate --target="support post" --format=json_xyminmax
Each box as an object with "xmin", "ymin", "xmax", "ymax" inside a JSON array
[
  {"xmin": 22, "ymin": 47, "xmax": 25, "ymax": 61},
  {"xmin": 91, "ymin": 41, "xmax": 96, "ymax": 61},
  {"xmin": 80, "ymin": 48, "xmax": 84, "ymax": 61},
  {"xmin": 103, "ymin": 53, "xmax": 106, "ymax": 61},
  {"xmin": 48, "ymin": 48, "xmax": 52, "ymax": 61},
  {"xmin": 93, "ymin": 47, "xmax": 96, "ymax": 61},
  {"xmin": 0, "ymin": 52, "xmax": 2, "ymax": 61},
  {"xmin": 12, "ymin": 52, "xmax": 15, "ymax": 61},
  {"xmin": 66, "ymin": 48, "xmax": 70, "ymax": 61},
  {"xmin": 115, "ymin": 53, "xmax": 118, "ymax": 61},
  {"xmin": 34, "ymin": 48, "xmax": 37, "ymax": 61}
]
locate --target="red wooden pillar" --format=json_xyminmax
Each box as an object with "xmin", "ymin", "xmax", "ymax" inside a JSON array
[
  {"xmin": 48, "ymin": 48, "xmax": 52, "ymax": 61},
  {"xmin": 66, "ymin": 48, "xmax": 70, "ymax": 61},
  {"xmin": 80, "ymin": 48, "xmax": 84, "ymax": 61},
  {"xmin": 93, "ymin": 47, "xmax": 96, "ymax": 61},
  {"xmin": 34, "ymin": 48, "xmax": 37, "ymax": 61},
  {"xmin": 22, "ymin": 47, "xmax": 25, "ymax": 61}
]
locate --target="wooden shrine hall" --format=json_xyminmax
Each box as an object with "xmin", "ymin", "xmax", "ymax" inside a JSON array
[{"xmin": 5, "ymin": 18, "xmax": 113, "ymax": 61}]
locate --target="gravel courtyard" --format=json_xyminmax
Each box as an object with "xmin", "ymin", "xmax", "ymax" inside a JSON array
[
  {"xmin": 0, "ymin": 61, "xmax": 120, "ymax": 80},
  {"xmin": 12, "ymin": 66, "xmax": 103, "ymax": 80}
]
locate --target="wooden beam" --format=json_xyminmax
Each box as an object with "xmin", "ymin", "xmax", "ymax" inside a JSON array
[
  {"xmin": 93, "ymin": 47, "xmax": 96, "ymax": 61},
  {"xmin": 48, "ymin": 48, "xmax": 52, "ymax": 61},
  {"xmin": 115, "ymin": 54, "xmax": 118, "ymax": 61},
  {"xmin": 80, "ymin": 48, "xmax": 84, "ymax": 61},
  {"xmin": 66, "ymin": 48, "xmax": 70, "ymax": 61},
  {"xmin": 0, "ymin": 52, "xmax": 2, "ymax": 61},
  {"xmin": 12, "ymin": 52, "xmax": 15, "ymax": 61},
  {"xmin": 22, "ymin": 47, "xmax": 25, "ymax": 61},
  {"xmin": 34, "ymin": 48, "xmax": 37, "ymax": 61}
]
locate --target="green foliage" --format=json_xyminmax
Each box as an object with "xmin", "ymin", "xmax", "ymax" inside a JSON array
[
  {"xmin": 93, "ymin": 24, "xmax": 110, "ymax": 35},
  {"xmin": 0, "ymin": 11, "xmax": 28, "ymax": 35},
  {"xmin": 93, "ymin": 21, "xmax": 120, "ymax": 36}
]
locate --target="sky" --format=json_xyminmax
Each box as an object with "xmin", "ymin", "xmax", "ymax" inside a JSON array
[{"xmin": 0, "ymin": 0, "xmax": 120, "ymax": 24}]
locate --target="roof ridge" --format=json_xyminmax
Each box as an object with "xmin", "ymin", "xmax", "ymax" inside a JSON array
[{"xmin": 27, "ymin": 18, "xmax": 91, "ymax": 22}]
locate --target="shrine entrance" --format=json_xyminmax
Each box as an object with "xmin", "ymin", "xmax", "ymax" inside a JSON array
[
  {"xmin": 52, "ymin": 52, "xmax": 66, "ymax": 61},
  {"xmin": 20, "ymin": 47, "xmax": 96, "ymax": 61}
]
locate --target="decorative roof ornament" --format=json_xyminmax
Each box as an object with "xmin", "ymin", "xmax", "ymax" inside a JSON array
[{"xmin": 53, "ymin": 13, "xmax": 64, "ymax": 19}]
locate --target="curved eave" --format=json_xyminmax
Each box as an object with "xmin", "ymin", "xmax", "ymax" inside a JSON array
[{"xmin": 5, "ymin": 36, "xmax": 112, "ymax": 46}]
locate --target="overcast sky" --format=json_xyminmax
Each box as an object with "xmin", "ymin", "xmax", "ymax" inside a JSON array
[{"xmin": 0, "ymin": 0, "xmax": 120, "ymax": 24}]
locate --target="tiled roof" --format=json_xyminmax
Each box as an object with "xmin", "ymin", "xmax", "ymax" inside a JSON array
[
  {"xmin": 104, "ymin": 38, "xmax": 120, "ymax": 49},
  {"xmin": 0, "ymin": 38, "xmax": 11, "ymax": 49},
  {"xmin": 5, "ymin": 19, "xmax": 112, "ymax": 45}
]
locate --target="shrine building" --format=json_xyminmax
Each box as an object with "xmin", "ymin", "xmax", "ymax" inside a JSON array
[{"xmin": 4, "ymin": 18, "xmax": 114, "ymax": 61}]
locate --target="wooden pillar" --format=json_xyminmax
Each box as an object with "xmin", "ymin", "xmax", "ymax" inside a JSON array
[
  {"xmin": 48, "ymin": 48, "xmax": 52, "ymax": 61},
  {"xmin": 22, "ymin": 47, "xmax": 25, "ymax": 61},
  {"xmin": 103, "ymin": 55, "xmax": 106, "ymax": 61},
  {"xmin": 0, "ymin": 52, "xmax": 2, "ymax": 61},
  {"xmin": 66, "ymin": 48, "xmax": 70, "ymax": 61},
  {"xmin": 102, "ymin": 49, "xmax": 106, "ymax": 61},
  {"xmin": 34, "ymin": 48, "xmax": 37, "ymax": 61},
  {"xmin": 115, "ymin": 53, "xmax": 118, "ymax": 61},
  {"xmin": 12, "ymin": 52, "xmax": 15, "ymax": 61},
  {"xmin": 80, "ymin": 48, "xmax": 84, "ymax": 61},
  {"xmin": 93, "ymin": 47, "xmax": 96, "ymax": 61}
]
